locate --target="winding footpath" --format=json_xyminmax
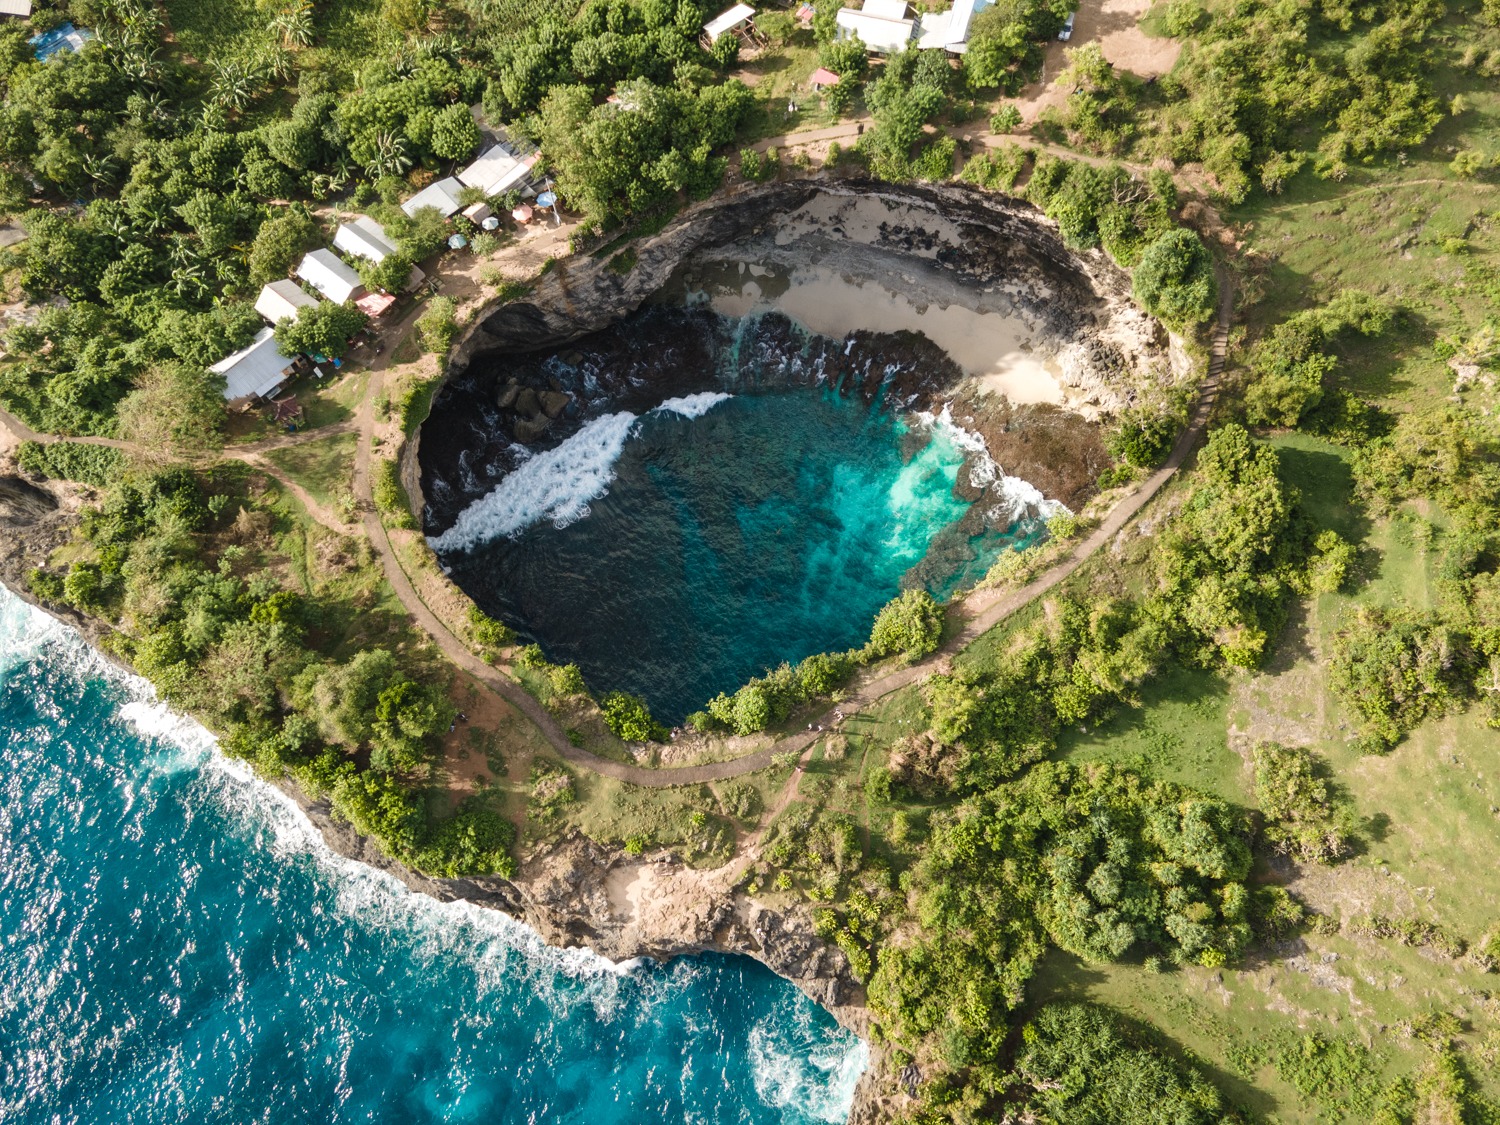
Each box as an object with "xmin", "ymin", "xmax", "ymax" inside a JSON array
[
  {"xmin": 353, "ymin": 266, "xmax": 1233, "ymax": 788},
  {"xmin": 1, "ymin": 236, "xmax": 1230, "ymax": 791}
]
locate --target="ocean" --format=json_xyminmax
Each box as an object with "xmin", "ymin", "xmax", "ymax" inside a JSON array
[
  {"xmin": 0, "ymin": 587, "xmax": 866, "ymax": 1123},
  {"xmin": 437, "ymin": 385, "xmax": 1048, "ymax": 722}
]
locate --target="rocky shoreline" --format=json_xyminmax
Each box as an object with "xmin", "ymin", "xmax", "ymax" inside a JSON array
[
  {"xmin": 415, "ymin": 177, "xmax": 1187, "ymax": 535},
  {"xmin": 0, "ymin": 467, "xmax": 891, "ymax": 1117}
]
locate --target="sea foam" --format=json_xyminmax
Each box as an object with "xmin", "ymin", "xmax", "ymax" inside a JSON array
[
  {"xmin": 654, "ymin": 391, "xmax": 732, "ymax": 420},
  {"xmin": 431, "ymin": 393, "xmax": 733, "ymax": 553},
  {"xmin": 431, "ymin": 410, "xmax": 640, "ymax": 552},
  {"xmin": 918, "ymin": 403, "xmax": 1068, "ymax": 524}
]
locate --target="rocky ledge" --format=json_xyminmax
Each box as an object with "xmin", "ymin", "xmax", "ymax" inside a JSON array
[{"xmin": 282, "ymin": 778, "xmax": 896, "ymax": 1116}]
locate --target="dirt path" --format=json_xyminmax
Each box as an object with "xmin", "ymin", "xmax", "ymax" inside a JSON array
[
  {"xmin": 4, "ymin": 203, "xmax": 1232, "ymax": 792},
  {"xmin": 351, "ymin": 253, "xmax": 1233, "ymax": 787}
]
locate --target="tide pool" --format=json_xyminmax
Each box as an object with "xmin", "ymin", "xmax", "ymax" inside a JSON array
[
  {"xmin": 441, "ymin": 388, "xmax": 1032, "ymax": 722},
  {"xmin": 0, "ymin": 588, "xmax": 865, "ymax": 1123}
]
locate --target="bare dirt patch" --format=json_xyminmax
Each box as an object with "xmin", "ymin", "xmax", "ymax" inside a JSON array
[{"xmin": 1014, "ymin": 0, "xmax": 1182, "ymax": 124}]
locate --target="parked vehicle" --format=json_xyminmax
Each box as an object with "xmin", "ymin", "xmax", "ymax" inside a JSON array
[{"xmin": 1058, "ymin": 11, "xmax": 1075, "ymax": 39}]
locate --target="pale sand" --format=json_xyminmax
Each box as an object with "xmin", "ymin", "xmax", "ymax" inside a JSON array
[{"xmin": 709, "ymin": 266, "xmax": 1069, "ymax": 407}]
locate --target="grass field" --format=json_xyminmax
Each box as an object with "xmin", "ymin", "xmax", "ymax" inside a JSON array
[{"xmin": 263, "ymin": 431, "xmax": 358, "ymax": 511}]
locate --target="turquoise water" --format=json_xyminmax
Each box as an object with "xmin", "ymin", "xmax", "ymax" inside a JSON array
[
  {"xmin": 442, "ymin": 388, "xmax": 1015, "ymax": 722},
  {"xmin": 0, "ymin": 589, "xmax": 865, "ymax": 1123}
]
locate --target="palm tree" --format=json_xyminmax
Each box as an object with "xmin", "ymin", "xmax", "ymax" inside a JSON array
[
  {"xmin": 269, "ymin": 3, "xmax": 316, "ymax": 48},
  {"xmin": 365, "ymin": 132, "xmax": 413, "ymax": 178}
]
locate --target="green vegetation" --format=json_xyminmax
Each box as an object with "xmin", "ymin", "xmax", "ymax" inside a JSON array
[
  {"xmin": 4, "ymin": 0, "xmax": 1500, "ymax": 1115},
  {"xmin": 26, "ymin": 462, "xmax": 514, "ymax": 877},
  {"xmin": 17, "ymin": 441, "xmax": 125, "ymax": 487}
]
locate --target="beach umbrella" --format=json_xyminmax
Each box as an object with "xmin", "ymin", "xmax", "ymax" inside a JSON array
[
  {"xmin": 512, "ymin": 204, "xmax": 534, "ymax": 223},
  {"xmin": 447, "ymin": 233, "xmax": 468, "ymax": 250},
  {"xmin": 482, "ymin": 216, "xmax": 501, "ymax": 230},
  {"xmin": 535, "ymin": 191, "xmax": 557, "ymax": 208}
]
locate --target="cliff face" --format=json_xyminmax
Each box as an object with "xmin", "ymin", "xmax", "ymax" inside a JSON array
[
  {"xmin": 448, "ymin": 178, "xmax": 1175, "ymax": 405},
  {"xmin": 422, "ymin": 178, "xmax": 1183, "ymax": 534},
  {"xmin": 284, "ymin": 780, "xmax": 868, "ymax": 1026}
]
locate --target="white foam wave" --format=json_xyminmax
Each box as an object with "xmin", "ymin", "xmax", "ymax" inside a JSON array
[
  {"xmin": 432, "ymin": 393, "xmax": 734, "ymax": 552},
  {"xmin": 749, "ymin": 1010, "xmax": 869, "ymax": 1123},
  {"xmin": 918, "ymin": 403, "xmax": 1068, "ymax": 524},
  {"xmin": 653, "ymin": 392, "xmax": 731, "ymax": 420},
  {"xmin": 0, "ymin": 583, "xmax": 870, "ymax": 1119},
  {"xmin": 430, "ymin": 411, "xmax": 639, "ymax": 552}
]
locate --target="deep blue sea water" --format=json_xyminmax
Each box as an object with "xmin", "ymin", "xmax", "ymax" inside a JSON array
[
  {"xmin": 437, "ymin": 388, "xmax": 1039, "ymax": 721},
  {"xmin": 0, "ymin": 588, "xmax": 865, "ymax": 1124}
]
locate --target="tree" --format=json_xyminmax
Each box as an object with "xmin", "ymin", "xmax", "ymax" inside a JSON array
[
  {"xmin": 357, "ymin": 251, "xmax": 414, "ymax": 295},
  {"xmin": 274, "ymin": 301, "xmax": 369, "ymax": 358},
  {"xmin": 1013, "ymin": 1003, "xmax": 1227, "ymax": 1124},
  {"xmin": 116, "ymin": 363, "xmax": 226, "ymax": 462},
  {"xmin": 1131, "ymin": 229, "xmax": 1217, "ymax": 330},
  {"xmin": 430, "ymin": 103, "xmax": 481, "ymax": 162},
  {"xmin": 600, "ymin": 691, "xmax": 667, "ymax": 742},
  {"xmin": 867, "ymin": 589, "xmax": 944, "ymax": 659},
  {"xmin": 248, "ymin": 210, "xmax": 322, "ymax": 286}
]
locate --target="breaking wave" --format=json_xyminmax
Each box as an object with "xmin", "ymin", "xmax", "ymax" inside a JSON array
[
  {"xmin": 431, "ymin": 394, "xmax": 735, "ymax": 553},
  {"xmin": 0, "ymin": 585, "xmax": 866, "ymax": 1123}
]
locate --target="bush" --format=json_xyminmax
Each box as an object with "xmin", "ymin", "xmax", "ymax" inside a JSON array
[
  {"xmin": 1252, "ymin": 742, "xmax": 1354, "ymax": 864},
  {"xmin": 416, "ymin": 296, "xmax": 458, "ymax": 356},
  {"xmin": 600, "ymin": 691, "xmax": 667, "ymax": 742},
  {"xmin": 718, "ymin": 779, "xmax": 763, "ymax": 821},
  {"xmin": 17, "ymin": 441, "xmax": 124, "ymax": 487},
  {"xmin": 466, "ymin": 604, "xmax": 513, "ymax": 647},
  {"xmin": 1013, "ymin": 1003, "xmax": 1228, "ymax": 1123},
  {"xmin": 990, "ymin": 104, "xmax": 1022, "ymax": 133},
  {"xmin": 867, "ymin": 589, "xmax": 944, "ymax": 660},
  {"xmin": 1328, "ymin": 607, "xmax": 1474, "ymax": 751},
  {"xmin": 1132, "ymin": 229, "xmax": 1218, "ymax": 331},
  {"xmin": 372, "ymin": 457, "xmax": 415, "ymax": 528}
]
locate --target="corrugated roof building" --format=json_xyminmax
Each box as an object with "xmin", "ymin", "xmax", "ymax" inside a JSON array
[
  {"xmin": 457, "ymin": 148, "xmax": 539, "ymax": 198},
  {"xmin": 211, "ymin": 328, "xmax": 297, "ymax": 403},
  {"xmin": 401, "ymin": 177, "xmax": 465, "ymax": 218},
  {"xmin": 254, "ymin": 279, "xmax": 319, "ymax": 325},
  {"xmin": 333, "ymin": 216, "xmax": 398, "ymax": 264},
  {"xmin": 296, "ymin": 249, "xmax": 364, "ymax": 304}
]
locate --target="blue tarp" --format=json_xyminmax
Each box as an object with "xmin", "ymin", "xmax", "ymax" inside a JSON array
[{"xmin": 29, "ymin": 23, "xmax": 94, "ymax": 62}]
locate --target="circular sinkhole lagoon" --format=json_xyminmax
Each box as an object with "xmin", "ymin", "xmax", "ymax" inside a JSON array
[{"xmin": 423, "ymin": 306, "xmax": 1058, "ymax": 724}]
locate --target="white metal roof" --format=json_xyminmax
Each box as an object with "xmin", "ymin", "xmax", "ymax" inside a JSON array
[
  {"xmin": 0, "ymin": 0, "xmax": 34, "ymax": 17},
  {"xmin": 254, "ymin": 279, "xmax": 319, "ymax": 325},
  {"xmin": 211, "ymin": 327, "xmax": 296, "ymax": 402},
  {"xmin": 703, "ymin": 3, "xmax": 755, "ymax": 41},
  {"xmin": 456, "ymin": 148, "xmax": 538, "ymax": 197},
  {"xmin": 861, "ymin": 0, "xmax": 909, "ymax": 19},
  {"xmin": 333, "ymin": 216, "xmax": 398, "ymax": 263},
  {"xmin": 296, "ymin": 249, "xmax": 363, "ymax": 304},
  {"xmin": 401, "ymin": 176, "xmax": 465, "ymax": 218},
  {"xmin": 835, "ymin": 7, "xmax": 915, "ymax": 51}
]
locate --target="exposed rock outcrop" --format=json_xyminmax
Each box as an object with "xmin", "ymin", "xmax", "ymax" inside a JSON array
[{"xmin": 286, "ymin": 781, "xmax": 870, "ymax": 1036}]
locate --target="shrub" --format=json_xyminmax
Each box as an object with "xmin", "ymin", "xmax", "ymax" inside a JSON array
[
  {"xmin": 466, "ymin": 604, "xmax": 513, "ymax": 647},
  {"xmin": 600, "ymin": 691, "xmax": 667, "ymax": 742},
  {"xmin": 416, "ymin": 296, "xmax": 459, "ymax": 356},
  {"xmin": 372, "ymin": 457, "xmax": 415, "ymax": 529},
  {"xmin": 990, "ymin": 104, "xmax": 1022, "ymax": 133},
  {"xmin": 867, "ymin": 589, "xmax": 944, "ymax": 660},
  {"xmin": 1328, "ymin": 607, "xmax": 1474, "ymax": 751},
  {"xmin": 1132, "ymin": 229, "xmax": 1218, "ymax": 330},
  {"xmin": 1252, "ymin": 742, "xmax": 1354, "ymax": 864},
  {"xmin": 1013, "ymin": 1003, "xmax": 1228, "ymax": 1123},
  {"xmin": 718, "ymin": 779, "xmax": 762, "ymax": 821},
  {"xmin": 17, "ymin": 441, "xmax": 125, "ymax": 487},
  {"xmin": 960, "ymin": 145, "xmax": 1029, "ymax": 191}
]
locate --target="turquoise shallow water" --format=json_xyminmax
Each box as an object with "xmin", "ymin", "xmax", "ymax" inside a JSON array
[
  {"xmin": 0, "ymin": 588, "xmax": 865, "ymax": 1123},
  {"xmin": 442, "ymin": 388, "xmax": 1030, "ymax": 722}
]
